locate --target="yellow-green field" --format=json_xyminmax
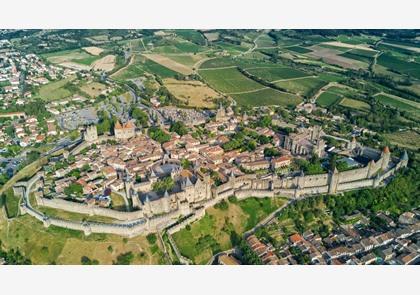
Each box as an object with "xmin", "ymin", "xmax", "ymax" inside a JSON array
[
  {"xmin": 339, "ymin": 98, "xmax": 370, "ymax": 111},
  {"xmin": 384, "ymin": 130, "xmax": 420, "ymax": 150},
  {"xmin": 38, "ymin": 76, "xmax": 76, "ymax": 101}
]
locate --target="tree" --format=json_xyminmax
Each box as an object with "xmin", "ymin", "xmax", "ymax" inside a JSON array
[
  {"xmin": 148, "ymin": 127, "xmax": 171, "ymax": 144},
  {"xmin": 152, "ymin": 177, "xmax": 175, "ymax": 193},
  {"xmin": 64, "ymin": 183, "xmax": 83, "ymax": 196},
  {"xmin": 113, "ymin": 252, "xmax": 134, "ymax": 265},
  {"xmin": 131, "ymin": 107, "xmax": 148, "ymax": 127},
  {"xmin": 146, "ymin": 233, "xmax": 157, "ymax": 244},
  {"xmin": 169, "ymin": 121, "xmax": 188, "ymax": 136}
]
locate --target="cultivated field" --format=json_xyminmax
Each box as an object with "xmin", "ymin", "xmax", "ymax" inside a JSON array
[
  {"xmin": 163, "ymin": 78, "xmax": 221, "ymax": 108},
  {"xmin": 274, "ymin": 77, "xmax": 327, "ymax": 97},
  {"xmin": 317, "ymin": 91, "xmax": 342, "ymax": 107},
  {"xmin": 42, "ymin": 49, "xmax": 100, "ymax": 69},
  {"xmin": 377, "ymin": 53, "xmax": 420, "ymax": 79},
  {"xmin": 384, "ymin": 130, "xmax": 420, "ymax": 150},
  {"xmin": 244, "ymin": 66, "xmax": 310, "ymax": 82},
  {"xmin": 38, "ymin": 76, "xmax": 76, "ymax": 101},
  {"xmin": 374, "ymin": 93, "xmax": 420, "ymax": 117},
  {"xmin": 230, "ymin": 88, "xmax": 302, "ymax": 107},
  {"xmin": 82, "ymin": 46, "xmax": 104, "ymax": 56},
  {"xmin": 199, "ymin": 67, "xmax": 265, "ymax": 93},
  {"xmin": 92, "ymin": 54, "xmax": 116, "ymax": 72},
  {"xmin": 80, "ymin": 82, "xmax": 108, "ymax": 98},
  {"xmin": 306, "ymin": 45, "xmax": 368, "ymax": 70},
  {"xmin": 143, "ymin": 54, "xmax": 194, "ymax": 75},
  {"xmin": 339, "ymin": 98, "xmax": 370, "ymax": 111}
]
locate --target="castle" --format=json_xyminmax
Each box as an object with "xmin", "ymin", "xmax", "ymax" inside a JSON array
[{"xmin": 14, "ymin": 122, "xmax": 409, "ymax": 238}]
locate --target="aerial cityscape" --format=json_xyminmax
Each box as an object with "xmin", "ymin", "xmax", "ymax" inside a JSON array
[{"xmin": 0, "ymin": 29, "xmax": 418, "ymax": 265}]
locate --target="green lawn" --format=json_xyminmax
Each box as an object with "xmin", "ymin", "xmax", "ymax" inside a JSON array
[{"xmin": 3, "ymin": 188, "xmax": 19, "ymax": 218}]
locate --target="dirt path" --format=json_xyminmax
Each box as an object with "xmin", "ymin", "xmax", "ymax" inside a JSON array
[
  {"xmin": 198, "ymin": 65, "xmax": 237, "ymax": 71},
  {"xmin": 226, "ymin": 87, "xmax": 269, "ymax": 95},
  {"xmin": 110, "ymin": 54, "xmax": 135, "ymax": 78},
  {"xmin": 271, "ymin": 75, "xmax": 317, "ymax": 83}
]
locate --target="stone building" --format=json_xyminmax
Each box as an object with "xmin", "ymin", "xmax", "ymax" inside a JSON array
[
  {"xmin": 114, "ymin": 120, "xmax": 135, "ymax": 140},
  {"xmin": 83, "ymin": 124, "xmax": 98, "ymax": 142},
  {"xmin": 281, "ymin": 125, "xmax": 325, "ymax": 157}
]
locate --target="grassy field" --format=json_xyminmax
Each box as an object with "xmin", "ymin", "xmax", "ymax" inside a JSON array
[
  {"xmin": 255, "ymin": 34, "xmax": 276, "ymax": 47},
  {"xmin": 339, "ymin": 98, "xmax": 370, "ymax": 111},
  {"xmin": 0, "ymin": 213, "xmax": 165, "ymax": 264},
  {"xmin": 38, "ymin": 76, "xmax": 76, "ymax": 101},
  {"xmin": 199, "ymin": 57, "xmax": 237, "ymax": 69},
  {"xmin": 3, "ymin": 189, "xmax": 19, "ymax": 218},
  {"xmin": 37, "ymin": 206, "xmax": 120, "ymax": 223},
  {"xmin": 163, "ymin": 54, "xmax": 206, "ymax": 68},
  {"xmin": 172, "ymin": 197, "xmax": 286, "ymax": 264},
  {"xmin": 374, "ymin": 93, "xmax": 420, "ymax": 115},
  {"xmin": 377, "ymin": 53, "xmax": 420, "ymax": 79},
  {"xmin": 340, "ymin": 50, "xmax": 375, "ymax": 64},
  {"xmin": 163, "ymin": 78, "xmax": 221, "ymax": 108},
  {"xmin": 287, "ymin": 46, "xmax": 313, "ymax": 54},
  {"xmin": 384, "ymin": 130, "xmax": 420, "ymax": 150},
  {"xmin": 274, "ymin": 77, "xmax": 327, "ymax": 97},
  {"xmin": 79, "ymin": 82, "xmax": 107, "ymax": 98},
  {"xmin": 112, "ymin": 55, "xmax": 178, "ymax": 80},
  {"xmin": 230, "ymin": 88, "xmax": 302, "ymax": 107},
  {"xmin": 143, "ymin": 54, "xmax": 194, "ymax": 75},
  {"xmin": 317, "ymin": 91, "xmax": 342, "ymax": 107},
  {"xmin": 110, "ymin": 192, "xmax": 127, "ymax": 211},
  {"xmin": 174, "ymin": 29, "xmax": 206, "ymax": 45},
  {"xmin": 42, "ymin": 49, "xmax": 101, "ymax": 66},
  {"xmin": 245, "ymin": 66, "xmax": 310, "ymax": 82},
  {"xmin": 199, "ymin": 67, "xmax": 265, "ymax": 93}
]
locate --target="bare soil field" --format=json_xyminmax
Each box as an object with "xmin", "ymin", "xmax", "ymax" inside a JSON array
[
  {"xmin": 82, "ymin": 46, "xmax": 104, "ymax": 56},
  {"xmin": 80, "ymin": 82, "xmax": 108, "ymax": 97},
  {"xmin": 143, "ymin": 54, "xmax": 193, "ymax": 75},
  {"xmin": 307, "ymin": 45, "xmax": 367, "ymax": 70},
  {"xmin": 163, "ymin": 78, "xmax": 221, "ymax": 108},
  {"xmin": 59, "ymin": 61, "xmax": 91, "ymax": 71},
  {"xmin": 204, "ymin": 32, "xmax": 220, "ymax": 42},
  {"xmin": 322, "ymin": 41, "xmax": 376, "ymax": 51},
  {"xmin": 92, "ymin": 55, "xmax": 116, "ymax": 72}
]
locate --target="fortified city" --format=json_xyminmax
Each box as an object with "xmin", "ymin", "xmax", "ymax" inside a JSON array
[{"xmin": 0, "ymin": 29, "xmax": 418, "ymax": 265}]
